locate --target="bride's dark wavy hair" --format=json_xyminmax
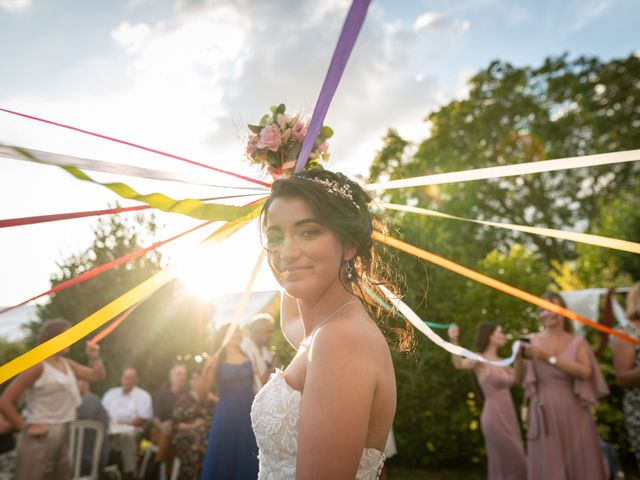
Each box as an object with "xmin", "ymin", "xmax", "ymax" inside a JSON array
[{"xmin": 260, "ymin": 169, "xmax": 414, "ymax": 352}]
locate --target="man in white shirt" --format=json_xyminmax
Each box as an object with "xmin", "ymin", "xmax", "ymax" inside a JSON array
[
  {"xmin": 102, "ymin": 368, "xmax": 152, "ymax": 477},
  {"xmin": 241, "ymin": 313, "xmax": 275, "ymax": 392}
]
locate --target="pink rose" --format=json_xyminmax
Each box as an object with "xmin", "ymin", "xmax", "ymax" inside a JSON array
[
  {"xmin": 246, "ymin": 134, "xmax": 258, "ymax": 156},
  {"xmin": 291, "ymin": 121, "xmax": 307, "ymax": 142},
  {"xmin": 257, "ymin": 124, "xmax": 282, "ymax": 152}
]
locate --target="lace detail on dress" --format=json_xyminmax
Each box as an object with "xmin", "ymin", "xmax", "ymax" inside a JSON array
[{"xmin": 251, "ymin": 370, "xmax": 385, "ymax": 479}]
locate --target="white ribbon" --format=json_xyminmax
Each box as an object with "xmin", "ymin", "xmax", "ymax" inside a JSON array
[
  {"xmin": 0, "ymin": 145, "xmax": 269, "ymax": 191},
  {"xmin": 379, "ymin": 285, "xmax": 521, "ymax": 367},
  {"xmin": 366, "ymin": 149, "xmax": 640, "ymax": 191},
  {"xmin": 376, "ymin": 202, "xmax": 640, "ymax": 255}
]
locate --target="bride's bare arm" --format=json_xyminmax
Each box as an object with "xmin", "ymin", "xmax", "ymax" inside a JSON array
[
  {"xmin": 295, "ymin": 322, "xmax": 378, "ymax": 479},
  {"xmin": 281, "ymin": 290, "xmax": 305, "ymax": 350}
]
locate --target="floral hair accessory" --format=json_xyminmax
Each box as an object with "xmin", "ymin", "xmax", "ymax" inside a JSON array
[{"xmin": 246, "ymin": 104, "xmax": 333, "ymax": 179}]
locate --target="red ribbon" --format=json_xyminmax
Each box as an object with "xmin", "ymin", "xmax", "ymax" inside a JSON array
[
  {"xmin": 0, "ymin": 196, "xmax": 267, "ymax": 316},
  {"xmin": 0, "ymin": 194, "xmax": 263, "ymax": 229},
  {"xmin": 0, "ymin": 107, "xmax": 272, "ymax": 188},
  {"xmin": 0, "ymin": 221, "xmax": 212, "ymax": 316}
]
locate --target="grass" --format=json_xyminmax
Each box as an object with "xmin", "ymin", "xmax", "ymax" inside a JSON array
[
  {"xmin": 387, "ymin": 466, "xmax": 485, "ymax": 480},
  {"xmin": 387, "ymin": 464, "xmax": 640, "ymax": 480}
]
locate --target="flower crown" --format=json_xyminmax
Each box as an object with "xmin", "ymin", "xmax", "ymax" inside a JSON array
[{"xmin": 246, "ymin": 104, "xmax": 333, "ymax": 179}]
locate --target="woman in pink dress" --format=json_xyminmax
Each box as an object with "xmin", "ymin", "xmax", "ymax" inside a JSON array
[
  {"xmin": 515, "ymin": 292, "xmax": 609, "ymax": 480},
  {"xmin": 448, "ymin": 323, "xmax": 526, "ymax": 480}
]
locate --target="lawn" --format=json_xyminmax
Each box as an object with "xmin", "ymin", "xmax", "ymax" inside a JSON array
[{"xmin": 387, "ymin": 467, "xmax": 485, "ymax": 479}]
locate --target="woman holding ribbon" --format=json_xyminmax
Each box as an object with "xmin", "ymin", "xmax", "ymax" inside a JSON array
[
  {"xmin": 515, "ymin": 292, "xmax": 609, "ymax": 480},
  {"xmin": 0, "ymin": 318, "xmax": 105, "ymax": 480},
  {"xmin": 247, "ymin": 105, "xmax": 409, "ymax": 480},
  {"xmin": 447, "ymin": 323, "xmax": 526, "ymax": 480},
  {"xmin": 613, "ymin": 282, "xmax": 640, "ymax": 469},
  {"xmin": 200, "ymin": 325, "xmax": 258, "ymax": 480}
]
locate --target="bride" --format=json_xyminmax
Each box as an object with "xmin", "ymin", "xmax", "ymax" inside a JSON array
[{"xmin": 250, "ymin": 169, "xmax": 405, "ymax": 479}]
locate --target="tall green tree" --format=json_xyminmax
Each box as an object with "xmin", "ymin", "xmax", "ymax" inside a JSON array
[
  {"xmin": 369, "ymin": 53, "xmax": 640, "ymax": 469},
  {"xmin": 370, "ymin": 53, "xmax": 640, "ymax": 264},
  {"xmin": 26, "ymin": 212, "xmax": 213, "ymax": 394}
]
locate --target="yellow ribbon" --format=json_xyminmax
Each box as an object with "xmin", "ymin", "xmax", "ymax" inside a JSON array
[
  {"xmin": 0, "ymin": 216, "xmax": 257, "ymax": 384},
  {"xmin": 9, "ymin": 146, "xmax": 264, "ymax": 223}
]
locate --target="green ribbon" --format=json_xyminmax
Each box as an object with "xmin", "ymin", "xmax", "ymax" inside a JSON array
[
  {"xmin": 10, "ymin": 146, "xmax": 266, "ymax": 223},
  {"xmin": 365, "ymin": 286, "xmax": 454, "ymax": 329}
]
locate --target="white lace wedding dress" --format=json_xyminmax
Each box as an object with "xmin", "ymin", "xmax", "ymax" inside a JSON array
[{"xmin": 251, "ymin": 370, "xmax": 386, "ymax": 479}]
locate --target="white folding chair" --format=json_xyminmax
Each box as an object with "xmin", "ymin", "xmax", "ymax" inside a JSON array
[
  {"xmin": 69, "ymin": 419, "xmax": 104, "ymax": 480},
  {"xmin": 138, "ymin": 443, "xmax": 158, "ymax": 479},
  {"xmin": 169, "ymin": 456, "xmax": 181, "ymax": 480}
]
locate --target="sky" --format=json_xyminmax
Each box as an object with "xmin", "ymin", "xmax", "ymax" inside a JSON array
[{"xmin": 0, "ymin": 0, "xmax": 638, "ymax": 310}]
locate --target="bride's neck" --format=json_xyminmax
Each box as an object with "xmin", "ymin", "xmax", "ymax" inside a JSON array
[{"xmin": 297, "ymin": 282, "xmax": 357, "ymax": 336}]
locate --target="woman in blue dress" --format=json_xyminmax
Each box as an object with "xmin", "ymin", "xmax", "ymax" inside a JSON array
[{"xmin": 200, "ymin": 324, "xmax": 259, "ymax": 480}]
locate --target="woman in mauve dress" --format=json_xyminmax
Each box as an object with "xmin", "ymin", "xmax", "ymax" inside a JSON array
[
  {"xmin": 515, "ymin": 292, "xmax": 609, "ymax": 480},
  {"xmin": 448, "ymin": 323, "xmax": 526, "ymax": 480},
  {"xmin": 613, "ymin": 283, "xmax": 640, "ymax": 469}
]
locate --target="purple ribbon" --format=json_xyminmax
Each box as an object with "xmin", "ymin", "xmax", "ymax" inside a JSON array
[{"xmin": 294, "ymin": 0, "xmax": 371, "ymax": 173}]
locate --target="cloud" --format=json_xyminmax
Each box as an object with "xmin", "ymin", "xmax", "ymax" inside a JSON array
[
  {"xmin": 0, "ymin": 0, "xmax": 30, "ymax": 11},
  {"xmin": 413, "ymin": 10, "xmax": 470, "ymax": 35},
  {"xmin": 571, "ymin": 1, "xmax": 613, "ymax": 31},
  {"xmin": 111, "ymin": 22, "xmax": 151, "ymax": 53},
  {"xmin": 97, "ymin": 0, "xmax": 468, "ymax": 177},
  {"xmin": 5, "ymin": 0, "xmax": 471, "ymax": 182}
]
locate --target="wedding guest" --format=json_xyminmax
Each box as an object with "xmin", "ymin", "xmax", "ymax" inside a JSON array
[
  {"xmin": 241, "ymin": 313, "xmax": 275, "ymax": 392},
  {"xmin": 613, "ymin": 282, "xmax": 640, "ymax": 469},
  {"xmin": 448, "ymin": 323, "xmax": 526, "ymax": 480},
  {"xmin": 0, "ymin": 319, "xmax": 105, "ymax": 480},
  {"xmin": 102, "ymin": 367, "xmax": 152, "ymax": 477},
  {"xmin": 172, "ymin": 370, "xmax": 215, "ymax": 480},
  {"xmin": 200, "ymin": 325, "xmax": 258, "ymax": 480},
  {"xmin": 515, "ymin": 292, "xmax": 609, "ymax": 480},
  {"xmin": 152, "ymin": 364, "xmax": 187, "ymax": 468},
  {"xmin": 76, "ymin": 380, "xmax": 110, "ymax": 476}
]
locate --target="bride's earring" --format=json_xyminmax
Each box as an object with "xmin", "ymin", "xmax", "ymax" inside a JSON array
[{"xmin": 345, "ymin": 261, "xmax": 353, "ymax": 280}]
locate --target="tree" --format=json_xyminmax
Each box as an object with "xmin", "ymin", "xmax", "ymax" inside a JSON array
[
  {"xmin": 576, "ymin": 178, "xmax": 640, "ymax": 286},
  {"xmin": 368, "ymin": 53, "xmax": 640, "ymax": 469},
  {"xmin": 370, "ymin": 53, "xmax": 640, "ymax": 264},
  {"xmin": 389, "ymin": 244, "xmax": 549, "ymax": 468},
  {"xmin": 26, "ymin": 212, "xmax": 213, "ymax": 394},
  {"xmin": 0, "ymin": 337, "xmax": 26, "ymax": 367}
]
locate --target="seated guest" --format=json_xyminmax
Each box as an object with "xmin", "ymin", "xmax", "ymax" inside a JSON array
[
  {"xmin": 241, "ymin": 313, "xmax": 275, "ymax": 392},
  {"xmin": 77, "ymin": 380, "xmax": 110, "ymax": 476},
  {"xmin": 172, "ymin": 370, "xmax": 216, "ymax": 480},
  {"xmin": 0, "ymin": 382, "xmax": 16, "ymax": 455},
  {"xmin": 0, "ymin": 381, "xmax": 17, "ymax": 477},
  {"xmin": 152, "ymin": 364, "xmax": 187, "ymax": 468},
  {"xmin": 102, "ymin": 368, "xmax": 152, "ymax": 478}
]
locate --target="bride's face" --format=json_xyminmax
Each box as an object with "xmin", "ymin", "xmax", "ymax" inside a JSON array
[{"xmin": 265, "ymin": 196, "xmax": 347, "ymax": 300}]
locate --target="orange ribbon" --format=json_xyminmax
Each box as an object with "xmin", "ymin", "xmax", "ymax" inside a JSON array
[
  {"xmin": 88, "ymin": 304, "xmax": 139, "ymax": 345},
  {"xmin": 372, "ymin": 231, "xmax": 640, "ymax": 347}
]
